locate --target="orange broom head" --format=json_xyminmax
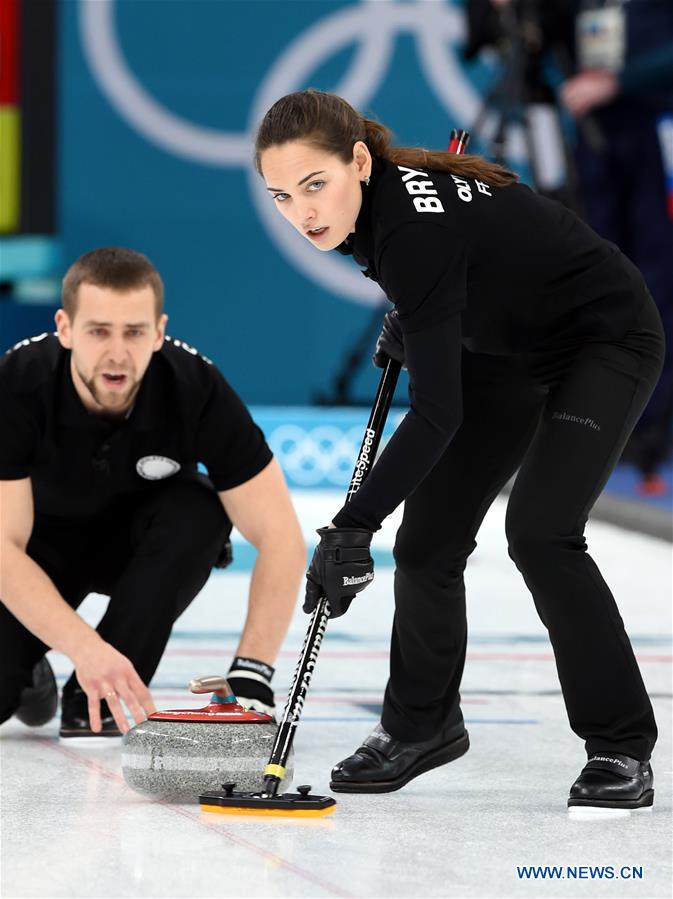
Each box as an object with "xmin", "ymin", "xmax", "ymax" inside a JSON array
[
  {"xmin": 200, "ymin": 802, "xmax": 336, "ymax": 818},
  {"xmin": 199, "ymin": 784, "xmax": 336, "ymax": 818}
]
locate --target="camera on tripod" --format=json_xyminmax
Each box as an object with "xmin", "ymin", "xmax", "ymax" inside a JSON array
[
  {"xmin": 464, "ymin": 0, "xmax": 575, "ymax": 68},
  {"xmin": 465, "ymin": 0, "xmax": 589, "ymax": 207}
]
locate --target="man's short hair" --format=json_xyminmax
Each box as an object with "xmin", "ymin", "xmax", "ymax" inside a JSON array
[{"xmin": 62, "ymin": 247, "xmax": 165, "ymax": 318}]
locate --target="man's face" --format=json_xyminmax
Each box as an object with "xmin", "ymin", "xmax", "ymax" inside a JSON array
[
  {"xmin": 55, "ymin": 283, "xmax": 167, "ymax": 417},
  {"xmin": 260, "ymin": 140, "xmax": 371, "ymax": 251}
]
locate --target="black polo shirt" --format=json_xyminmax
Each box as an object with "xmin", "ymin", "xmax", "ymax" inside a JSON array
[
  {"xmin": 0, "ymin": 333, "xmax": 272, "ymax": 521},
  {"xmin": 332, "ymin": 157, "xmax": 649, "ymax": 531}
]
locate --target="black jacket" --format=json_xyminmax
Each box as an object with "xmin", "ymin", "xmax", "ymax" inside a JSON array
[{"xmin": 332, "ymin": 157, "xmax": 648, "ymax": 530}]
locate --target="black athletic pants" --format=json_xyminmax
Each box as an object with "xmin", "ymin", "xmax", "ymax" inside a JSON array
[
  {"xmin": 383, "ymin": 293, "xmax": 665, "ymax": 761},
  {"xmin": 0, "ymin": 478, "xmax": 230, "ymax": 723}
]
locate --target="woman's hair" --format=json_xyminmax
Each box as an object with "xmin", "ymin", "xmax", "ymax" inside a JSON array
[{"xmin": 255, "ymin": 89, "xmax": 517, "ymax": 187}]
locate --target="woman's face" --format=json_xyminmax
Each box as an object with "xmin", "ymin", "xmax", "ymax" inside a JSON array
[{"xmin": 260, "ymin": 140, "xmax": 371, "ymax": 251}]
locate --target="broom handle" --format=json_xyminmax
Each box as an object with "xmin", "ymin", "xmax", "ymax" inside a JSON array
[
  {"xmin": 262, "ymin": 133, "xmax": 471, "ymax": 797},
  {"xmin": 262, "ymin": 356, "xmax": 401, "ymax": 794}
]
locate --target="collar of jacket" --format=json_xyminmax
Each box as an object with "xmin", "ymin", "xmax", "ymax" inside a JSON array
[{"xmin": 334, "ymin": 155, "xmax": 384, "ymax": 280}]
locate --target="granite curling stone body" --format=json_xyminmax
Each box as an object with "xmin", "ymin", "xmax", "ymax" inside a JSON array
[{"xmin": 121, "ymin": 676, "xmax": 293, "ymax": 800}]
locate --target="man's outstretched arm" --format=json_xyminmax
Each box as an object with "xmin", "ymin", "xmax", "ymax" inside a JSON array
[
  {"xmin": 218, "ymin": 458, "xmax": 306, "ymax": 668},
  {"xmin": 0, "ymin": 478, "xmax": 155, "ymax": 732}
]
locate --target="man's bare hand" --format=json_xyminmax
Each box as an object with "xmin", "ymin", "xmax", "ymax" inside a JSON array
[{"xmin": 71, "ymin": 639, "xmax": 156, "ymax": 733}]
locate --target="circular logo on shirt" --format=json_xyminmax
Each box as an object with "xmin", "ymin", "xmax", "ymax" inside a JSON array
[{"xmin": 136, "ymin": 455, "xmax": 181, "ymax": 480}]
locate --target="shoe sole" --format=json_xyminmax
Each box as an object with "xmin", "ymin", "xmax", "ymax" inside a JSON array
[
  {"xmin": 568, "ymin": 789, "xmax": 654, "ymax": 811},
  {"xmin": 330, "ymin": 730, "xmax": 470, "ymax": 794},
  {"xmin": 59, "ymin": 730, "xmax": 122, "ymax": 739}
]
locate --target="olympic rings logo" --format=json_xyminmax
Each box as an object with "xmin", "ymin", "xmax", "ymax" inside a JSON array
[
  {"xmin": 79, "ymin": 0, "xmax": 525, "ymax": 307},
  {"xmin": 267, "ymin": 421, "xmax": 399, "ymax": 488}
]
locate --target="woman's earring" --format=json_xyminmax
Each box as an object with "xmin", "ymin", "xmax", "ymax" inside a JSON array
[{"xmin": 364, "ymin": 175, "xmax": 371, "ymax": 186}]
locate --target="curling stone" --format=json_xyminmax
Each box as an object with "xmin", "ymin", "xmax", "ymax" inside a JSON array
[{"xmin": 121, "ymin": 676, "xmax": 293, "ymax": 801}]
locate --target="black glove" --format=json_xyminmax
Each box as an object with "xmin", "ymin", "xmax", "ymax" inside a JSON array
[
  {"xmin": 304, "ymin": 527, "xmax": 374, "ymax": 619},
  {"xmin": 227, "ymin": 656, "xmax": 275, "ymax": 716},
  {"xmin": 373, "ymin": 310, "xmax": 405, "ymax": 370}
]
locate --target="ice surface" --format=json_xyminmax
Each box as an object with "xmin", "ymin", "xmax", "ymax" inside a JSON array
[{"xmin": 2, "ymin": 492, "xmax": 671, "ymax": 898}]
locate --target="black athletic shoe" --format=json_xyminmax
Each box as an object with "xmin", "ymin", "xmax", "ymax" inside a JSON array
[
  {"xmin": 59, "ymin": 687, "xmax": 122, "ymax": 738},
  {"xmin": 330, "ymin": 719, "xmax": 469, "ymax": 793},
  {"xmin": 568, "ymin": 754, "xmax": 654, "ymax": 810},
  {"xmin": 15, "ymin": 658, "xmax": 59, "ymax": 727}
]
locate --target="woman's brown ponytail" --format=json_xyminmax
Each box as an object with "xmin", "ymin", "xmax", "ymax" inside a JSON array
[
  {"xmin": 256, "ymin": 89, "xmax": 518, "ymax": 188},
  {"xmin": 361, "ymin": 116, "xmax": 517, "ymax": 188}
]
